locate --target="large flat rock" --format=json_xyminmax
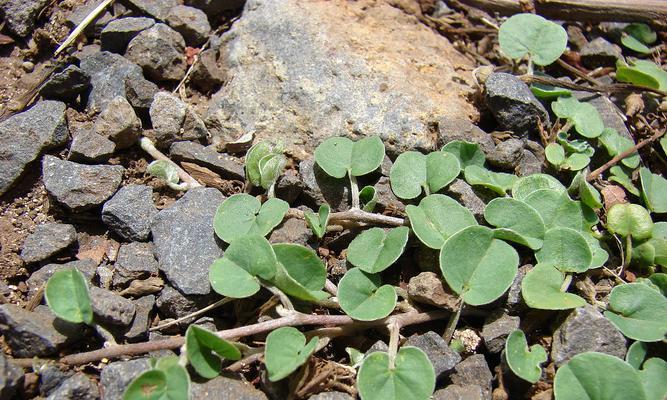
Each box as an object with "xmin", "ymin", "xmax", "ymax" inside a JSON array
[{"xmin": 206, "ymin": 0, "xmax": 476, "ymax": 158}]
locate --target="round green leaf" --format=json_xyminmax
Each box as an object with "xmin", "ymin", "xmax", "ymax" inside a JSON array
[
  {"xmin": 147, "ymin": 160, "xmax": 179, "ymax": 185},
  {"xmin": 621, "ymin": 34, "xmax": 651, "ymax": 54},
  {"xmin": 576, "ymin": 173, "xmax": 603, "ymax": 210},
  {"xmin": 649, "ymin": 272, "xmax": 667, "ymax": 295},
  {"xmin": 358, "ymin": 347, "xmax": 435, "ymax": 400},
  {"xmin": 406, "ymin": 194, "xmax": 477, "ymax": 249},
  {"xmin": 246, "ymin": 141, "xmax": 274, "ymax": 186},
  {"xmin": 273, "ymin": 244, "xmax": 326, "ymax": 292},
  {"xmin": 603, "ymin": 283, "xmax": 667, "ymax": 342},
  {"xmin": 521, "ymin": 263, "xmax": 586, "ymax": 310},
  {"xmin": 639, "ymin": 358, "xmax": 667, "ymax": 400},
  {"xmin": 640, "ymin": 167, "xmax": 667, "ymax": 214},
  {"xmin": 498, "ymin": 13, "xmax": 567, "ymax": 66},
  {"xmin": 314, "ymin": 136, "xmax": 385, "ymax": 178},
  {"xmin": 626, "ymin": 341, "xmax": 648, "ymax": 370},
  {"xmin": 554, "ymin": 352, "xmax": 646, "ymax": 400},
  {"xmin": 350, "ymin": 136, "xmax": 385, "ymax": 177},
  {"xmin": 552, "ymin": 96, "xmax": 604, "ymax": 138},
  {"xmin": 524, "ymin": 189, "xmax": 584, "ymax": 231},
  {"xmin": 338, "ymin": 268, "xmax": 396, "ymax": 321},
  {"xmin": 347, "ymin": 227, "xmax": 410, "ymax": 273},
  {"xmin": 512, "ymin": 174, "xmax": 565, "ymax": 201},
  {"xmin": 535, "ymin": 227, "xmax": 592, "ymax": 273},
  {"xmin": 390, "ymin": 152, "xmax": 459, "ymax": 199},
  {"xmin": 123, "ymin": 370, "xmax": 167, "ymax": 400},
  {"xmin": 441, "ymin": 140, "xmax": 485, "ymax": 168},
  {"xmin": 583, "ymin": 232, "xmax": 609, "ymax": 269},
  {"xmin": 609, "ymin": 166, "xmax": 640, "ymax": 196},
  {"xmin": 545, "ymin": 143, "xmax": 565, "ymax": 166},
  {"xmin": 484, "ymin": 197, "xmax": 545, "ymax": 249},
  {"xmin": 271, "ymin": 263, "xmax": 330, "ymax": 303},
  {"xmin": 265, "ymin": 327, "xmax": 318, "ymax": 381},
  {"xmin": 607, "ymin": 203, "xmax": 654, "ymax": 240},
  {"xmin": 208, "ymin": 259, "xmax": 260, "ymax": 298},
  {"xmin": 599, "ymin": 128, "xmax": 640, "ymax": 169},
  {"xmin": 463, "ymin": 165, "xmax": 517, "ymax": 196},
  {"xmin": 213, "ymin": 194, "xmax": 289, "ymax": 243},
  {"xmin": 186, "ymin": 325, "xmax": 241, "ymax": 379},
  {"xmin": 439, "ymin": 226, "xmax": 518, "ymax": 306},
  {"xmin": 44, "ymin": 268, "xmax": 93, "ymax": 324},
  {"xmin": 563, "ymin": 153, "xmax": 590, "ymax": 171},
  {"xmin": 153, "ymin": 357, "xmax": 190, "ymax": 400},
  {"xmin": 505, "ymin": 330, "xmax": 547, "ymax": 383}
]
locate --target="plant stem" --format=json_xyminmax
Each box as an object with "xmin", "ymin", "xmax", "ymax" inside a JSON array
[
  {"xmin": 286, "ymin": 208, "xmax": 405, "ymax": 227},
  {"xmin": 349, "ymin": 174, "xmax": 360, "ymax": 209},
  {"xmin": 55, "ymin": 0, "xmax": 115, "ymax": 56},
  {"xmin": 387, "ymin": 320, "xmax": 401, "ymax": 369},
  {"xmin": 93, "ymin": 324, "xmax": 117, "ymax": 347},
  {"xmin": 267, "ymin": 182, "xmax": 276, "ymax": 199},
  {"xmin": 150, "ymin": 297, "xmax": 234, "ymax": 332},
  {"xmin": 526, "ymin": 56, "xmax": 534, "ymax": 76},
  {"xmin": 442, "ymin": 300, "xmax": 463, "ymax": 344},
  {"xmin": 261, "ymin": 282, "xmax": 295, "ymax": 311},
  {"xmin": 624, "ymin": 235, "xmax": 633, "ymax": 269},
  {"xmin": 139, "ymin": 137, "xmax": 202, "ymax": 189},
  {"xmin": 561, "ymin": 274, "xmax": 573, "ymax": 292}
]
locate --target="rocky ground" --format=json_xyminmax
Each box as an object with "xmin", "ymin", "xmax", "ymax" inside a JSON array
[{"xmin": 0, "ymin": 0, "xmax": 664, "ymax": 399}]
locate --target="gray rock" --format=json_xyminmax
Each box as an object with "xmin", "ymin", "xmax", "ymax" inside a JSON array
[
  {"xmin": 405, "ymin": 331, "xmax": 461, "ymax": 379},
  {"xmin": 20, "ymin": 223, "xmax": 77, "ymax": 264},
  {"xmin": 487, "ymin": 138, "xmax": 524, "ymax": 170},
  {"xmin": 42, "ymin": 156, "xmax": 124, "ymax": 212},
  {"xmin": 268, "ymin": 218, "xmax": 310, "ymax": 246},
  {"xmin": 101, "ymin": 17, "xmax": 156, "ymax": 53},
  {"xmin": 275, "ymin": 169, "xmax": 303, "ymax": 204},
  {"xmin": 485, "ymin": 72, "xmax": 550, "ymax": 135},
  {"xmin": 166, "ymin": 5, "xmax": 211, "ymax": 46},
  {"xmin": 0, "ymin": 354, "xmax": 22, "ymax": 400},
  {"xmin": 124, "ymin": 295, "xmax": 155, "ymax": 341},
  {"xmin": 27, "ymin": 259, "xmax": 98, "ymax": 296},
  {"xmin": 113, "ymin": 242, "xmax": 159, "ymax": 288},
  {"xmin": 66, "ymin": 1, "xmax": 113, "ymax": 36},
  {"xmin": 450, "ymin": 355, "xmax": 493, "ymax": 400},
  {"xmin": 169, "ymin": 141, "xmax": 244, "ymax": 180},
  {"xmin": 191, "ymin": 374, "xmax": 268, "ymax": 399},
  {"xmin": 190, "ymin": 49, "xmax": 225, "ymax": 90},
  {"xmin": 102, "ymin": 184, "xmax": 158, "ymax": 241},
  {"xmin": 185, "ymin": 0, "xmax": 245, "ymax": 16},
  {"xmin": 90, "ymin": 287, "xmax": 136, "ymax": 327},
  {"xmin": 516, "ymin": 149, "xmax": 543, "ymax": 177},
  {"xmin": 551, "ymin": 304, "xmax": 627, "ymax": 366},
  {"xmin": 97, "ymin": 264, "xmax": 114, "ymax": 289},
  {"xmin": 126, "ymin": 24, "xmax": 187, "ymax": 82},
  {"xmin": 506, "ymin": 265, "xmax": 530, "ymax": 312},
  {"xmin": 151, "ymin": 188, "xmax": 224, "ymax": 295},
  {"xmin": 150, "ymin": 92, "xmax": 208, "ymax": 148},
  {"xmin": 40, "ymin": 65, "xmax": 91, "ymax": 101},
  {"xmin": 69, "ymin": 130, "xmax": 116, "ymax": 163},
  {"xmin": 124, "ymin": 75, "xmax": 159, "ymax": 111},
  {"xmin": 100, "ymin": 358, "xmax": 151, "ymax": 400},
  {"xmin": 574, "ymin": 91, "xmax": 631, "ymax": 139},
  {"xmin": 0, "ymin": 0, "xmax": 50, "ymax": 37},
  {"xmin": 374, "ymin": 176, "xmax": 405, "ymax": 213},
  {"xmin": 308, "ymin": 392, "xmax": 353, "ymax": 400},
  {"xmin": 0, "ymin": 304, "xmax": 82, "ymax": 357},
  {"xmin": 124, "ymin": 0, "xmax": 178, "ymax": 20},
  {"xmin": 439, "ymin": 118, "xmax": 496, "ymax": 155},
  {"xmin": 79, "ymin": 51, "xmax": 145, "ymax": 111},
  {"xmin": 39, "ymin": 364, "xmax": 72, "ymax": 397},
  {"xmin": 155, "ymin": 285, "xmax": 208, "ymax": 318},
  {"xmin": 46, "ymin": 373, "xmax": 99, "ymax": 400},
  {"xmin": 364, "ymin": 340, "xmax": 388, "ymax": 357},
  {"xmin": 481, "ymin": 311, "xmax": 520, "ymax": 354},
  {"xmin": 94, "ymin": 96, "xmax": 142, "ymax": 149},
  {"xmin": 0, "ymin": 101, "xmax": 69, "ymax": 196},
  {"xmin": 433, "ymin": 385, "xmax": 485, "ymax": 400},
  {"xmin": 299, "ymin": 159, "xmax": 349, "ymax": 211},
  {"xmin": 408, "ymin": 272, "xmax": 459, "ymax": 311},
  {"xmin": 204, "ymin": 0, "xmax": 475, "ymax": 157},
  {"xmin": 445, "ymin": 179, "xmax": 486, "ymax": 221},
  {"xmin": 580, "ymin": 37, "xmax": 623, "ymax": 69}
]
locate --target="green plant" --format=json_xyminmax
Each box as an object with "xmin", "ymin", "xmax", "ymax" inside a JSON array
[
  {"xmin": 616, "ymin": 59, "xmax": 667, "ymax": 90},
  {"xmin": 505, "ymin": 329, "xmax": 547, "ymax": 383},
  {"xmin": 406, "ymin": 194, "xmax": 477, "ymax": 249},
  {"xmin": 124, "ymin": 356, "xmax": 190, "ymax": 400},
  {"xmin": 45, "ymin": 268, "xmax": 93, "ymax": 324},
  {"xmin": 213, "ymin": 194, "xmax": 289, "ymax": 244},
  {"xmin": 498, "ymin": 13, "xmax": 567, "ymax": 72},
  {"xmin": 603, "ymin": 283, "xmax": 667, "ymax": 342},
  {"xmin": 347, "ymin": 227, "xmax": 410, "ymax": 273},
  {"xmin": 147, "ymin": 160, "xmax": 188, "ymax": 191},
  {"xmin": 640, "ymin": 167, "xmax": 667, "ymax": 213},
  {"xmin": 521, "ymin": 263, "xmax": 586, "ymax": 310},
  {"xmin": 246, "ymin": 141, "xmax": 287, "ymax": 195},
  {"xmin": 441, "ymin": 140, "xmax": 486, "ymax": 168},
  {"xmin": 551, "ymin": 96, "xmax": 604, "ymax": 139},
  {"xmin": 304, "ymin": 203, "xmax": 330, "ymax": 239},
  {"xmin": 389, "ymin": 151, "xmax": 459, "ymax": 199},
  {"xmin": 265, "ymin": 327, "xmax": 319, "ymax": 381},
  {"xmin": 621, "ymin": 23, "xmax": 656, "ymax": 54},
  {"xmin": 338, "ymin": 268, "xmax": 397, "ymax": 321},
  {"xmin": 185, "ymin": 325, "xmax": 241, "ymax": 379}
]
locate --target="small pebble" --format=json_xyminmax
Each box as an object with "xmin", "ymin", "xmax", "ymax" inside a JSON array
[{"xmin": 22, "ymin": 61, "xmax": 35, "ymax": 72}]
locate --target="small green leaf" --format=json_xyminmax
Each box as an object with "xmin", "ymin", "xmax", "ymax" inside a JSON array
[
  {"xmin": 265, "ymin": 327, "xmax": 319, "ymax": 381},
  {"xmin": 505, "ymin": 330, "xmax": 547, "ymax": 383},
  {"xmin": 604, "ymin": 283, "xmax": 667, "ymax": 342},
  {"xmin": 621, "ymin": 23, "xmax": 656, "ymax": 54},
  {"xmin": 521, "ymin": 264, "xmax": 586, "ymax": 310},
  {"xmin": 609, "ymin": 166, "xmax": 640, "ymax": 196},
  {"xmin": 572, "ymin": 172, "xmax": 603, "ymax": 210},
  {"xmin": 639, "ymin": 358, "xmax": 667, "ymax": 400},
  {"xmin": 346, "ymin": 347, "xmax": 364, "ymax": 368},
  {"xmin": 649, "ymin": 271, "xmax": 667, "ymax": 295},
  {"xmin": 257, "ymin": 152, "xmax": 286, "ymax": 190},
  {"xmin": 583, "ymin": 232, "xmax": 609, "ymax": 269},
  {"xmin": 484, "ymin": 197, "xmax": 545, "ymax": 250},
  {"xmin": 147, "ymin": 160, "xmax": 179, "ymax": 184},
  {"xmin": 314, "ymin": 136, "xmax": 385, "ymax": 178},
  {"xmin": 123, "ymin": 370, "xmax": 167, "ymax": 400},
  {"xmin": 441, "ymin": 140, "xmax": 486, "ymax": 168},
  {"xmin": 616, "ymin": 60, "xmax": 667, "ymax": 91},
  {"xmin": 439, "ymin": 226, "xmax": 518, "ymax": 306},
  {"xmin": 554, "ymin": 352, "xmax": 646, "ymax": 400},
  {"xmin": 545, "ymin": 143, "xmax": 566, "ymax": 167},
  {"xmin": 640, "ymin": 167, "xmax": 667, "ymax": 213},
  {"xmin": 552, "ymin": 96, "xmax": 604, "ymax": 138},
  {"xmin": 271, "ymin": 263, "xmax": 329, "ymax": 303},
  {"xmin": 512, "ymin": 174, "xmax": 565, "ymax": 201},
  {"xmin": 531, "ymin": 73, "xmax": 572, "ymax": 99},
  {"xmin": 535, "ymin": 227, "xmax": 593, "ymax": 273},
  {"xmin": 185, "ymin": 325, "xmax": 241, "ymax": 379},
  {"xmin": 599, "ymin": 128, "xmax": 640, "ymax": 169},
  {"xmin": 213, "ymin": 194, "xmax": 289, "ymax": 243},
  {"xmin": 626, "ymin": 341, "xmax": 648, "ymax": 370},
  {"xmin": 347, "ymin": 227, "xmax": 410, "ymax": 273},
  {"xmin": 246, "ymin": 142, "xmax": 275, "ymax": 187},
  {"xmin": 359, "ymin": 186, "xmax": 378, "ymax": 212},
  {"xmin": 271, "ymin": 243, "xmax": 328, "ymax": 301},
  {"xmin": 390, "ymin": 151, "xmax": 459, "ymax": 199},
  {"xmin": 524, "ymin": 189, "xmax": 584, "ymax": 231},
  {"xmin": 607, "ymin": 203, "xmax": 654, "ymax": 240},
  {"xmin": 463, "ymin": 165, "xmax": 517, "ymax": 196},
  {"xmin": 498, "ymin": 13, "xmax": 567, "ymax": 66},
  {"xmin": 44, "ymin": 268, "xmax": 93, "ymax": 324},
  {"xmin": 357, "ymin": 347, "xmax": 436, "ymax": 400},
  {"xmin": 406, "ymin": 194, "xmax": 477, "ymax": 249},
  {"xmin": 562, "ymin": 153, "xmax": 591, "ymax": 171},
  {"xmin": 557, "ymin": 132, "xmax": 595, "ymax": 157},
  {"xmin": 304, "ymin": 204, "xmax": 330, "ymax": 239},
  {"xmin": 622, "ymin": 35, "xmax": 651, "ymax": 54},
  {"xmin": 338, "ymin": 268, "xmax": 396, "ymax": 321}
]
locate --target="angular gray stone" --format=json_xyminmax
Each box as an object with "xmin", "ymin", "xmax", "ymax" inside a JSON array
[
  {"xmin": 101, "ymin": 17, "xmax": 156, "ymax": 53},
  {"xmin": 39, "ymin": 364, "xmax": 71, "ymax": 397},
  {"xmin": 481, "ymin": 311, "xmax": 520, "ymax": 354},
  {"xmin": 100, "ymin": 358, "xmax": 151, "ymax": 400},
  {"xmin": 268, "ymin": 218, "xmax": 310, "ymax": 246},
  {"xmin": 42, "ymin": 156, "xmax": 124, "ymax": 212},
  {"xmin": 124, "ymin": 295, "xmax": 155, "ymax": 341},
  {"xmin": 20, "ymin": 222, "xmax": 77, "ymax": 264},
  {"xmin": 169, "ymin": 141, "xmax": 244, "ymax": 180},
  {"xmin": 433, "ymin": 385, "xmax": 485, "ymax": 400},
  {"xmin": 405, "ymin": 331, "xmax": 461, "ymax": 379},
  {"xmin": 299, "ymin": 159, "xmax": 349, "ymax": 211},
  {"xmin": 79, "ymin": 51, "xmax": 145, "ymax": 111},
  {"xmin": 0, "ymin": 304, "xmax": 82, "ymax": 357},
  {"xmin": 439, "ymin": 117, "xmax": 496, "ymax": 155},
  {"xmin": 27, "ymin": 259, "xmax": 98, "ymax": 296},
  {"xmin": 46, "ymin": 373, "xmax": 99, "ymax": 400},
  {"xmin": 94, "ymin": 96, "xmax": 142, "ymax": 149},
  {"xmin": 580, "ymin": 37, "xmax": 623, "ymax": 69},
  {"xmin": 445, "ymin": 179, "xmax": 486, "ymax": 221},
  {"xmin": 190, "ymin": 49, "xmax": 225, "ymax": 90},
  {"xmin": 102, "ymin": 184, "xmax": 158, "ymax": 241},
  {"xmin": 90, "ymin": 287, "xmax": 136, "ymax": 327},
  {"xmin": 151, "ymin": 187, "xmax": 224, "ymax": 295},
  {"xmin": 166, "ymin": 5, "xmax": 211, "ymax": 46},
  {"xmin": 275, "ymin": 169, "xmax": 303, "ymax": 204},
  {"xmin": 485, "ymin": 72, "xmax": 550, "ymax": 135},
  {"xmin": 0, "ymin": 354, "xmax": 22, "ymax": 400},
  {"xmin": 113, "ymin": 242, "xmax": 159, "ymax": 288},
  {"xmin": 124, "ymin": 0, "xmax": 178, "ymax": 20},
  {"xmin": 0, "ymin": 0, "xmax": 50, "ymax": 37},
  {"xmin": 487, "ymin": 138, "xmax": 524, "ymax": 170},
  {"xmin": 69, "ymin": 130, "xmax": 116, "ymax": 163},
  {"xmin": 364, "ymin": 340, "xmax": 388, "ymax": 357},
  {"xmin": 185, "ymin": 0, "xmax": 245, "ymax": 16},
  {"xmin": 124, "ymin": 75, "xmax": 159, "ymax": 111},
  {"xmin": 516, "ymin": 149, "xmax": 543, "ymax": 177},
  {"xmin": 40, "ymin": 65, "xmax": 91, "ymax": 101},
  {"xmin": 408, "ymin": 272, "xmax": 459, "ymax": 311},
  {"xmin": 374, "ymin": 176, "xmax": 405, "ymax": 213},
  {"xmin": 150, "ymin": 92, "xmax": 208, "ymax": 148},
  {"xmin": 309, "ymin": 392, "xmax": 354, "ymax": 400},
  {"xmin": 155, "ymin": 285, "xmax": 208, "ymax": 318},
  {"xmin": 191, "ymin": 374, "xmax": 268, "ymax": 399},
  {"xmin": 551, "ymin": 304, "xmax": 627, "ymax": 366},
  {"xmin": 506, "ymin": 264, "xmax": 530, "ymax": 312},
  {"xmin": 450, "ymin": 354, "xmax": 493, "ymax": 400},
  {"xmin": 204, "ymin": 0, "xmax": 475, "ymax": 157},
  {"xmin": 0, "ymin": 101, "xmax": 69, "ymax": 196},
  {"xmin": 126, "ymin": 24, "xmax": 187, "ymax": 82}
]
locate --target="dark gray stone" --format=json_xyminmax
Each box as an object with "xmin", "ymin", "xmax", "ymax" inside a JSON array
[
  {"xmin": 433, "ymin": 385, "xmax": 485, "ymax": 400},
  {"xmin": 42, "ymin": 156, "xmax": 124, "ymax": 212},
  {"xmin": 40, "ymin": 65, "xmax": 91, "ymax": 101},
  {"xmin": 169, "ymin": 141, "xmax": 244, "ymax": 180},
  {"xmin": 299, "ymin": 159, "xmax": 349, "ymax": 211},
  {"xmin": 485, "ymin": 72, "xmax": 550, "ymax": 135},
  {"xmin": 551, "ymin": 304, "xmax": 627, "ymax": 366},
  {"xmin": 450, "ymin": 355, "xmax": 493, "ymax": 400},
  {"xmin": 0, "ymin": 0, "xmax": 50, "ymax": 37},
  {"xmin": 150, "ymin": 92, "xmax": 208, "ymax": 148},
  {"xmin": 364, "ymin": 340, "xmax": 388, "ymax": 357},
  {"xmin": 191, "ymin": 374, "xmax": 268, "ymax": 399},
  {"xmin": 124, "ymin": 295, "xmax": 155, "ymax": 341},
  {"xmin": 90, "ymin": 287, "xmax": 136, "ymax": 327},
  {"xmin": 408, "ymin": 272, "xmax": 459, "ymax": 311},
  {"xmin": 0, "ymin": 304, "xmax": 82, "ymax": 357},
  {"xmin": 66, "ymin": 0, "xmax": 113, "ymax": 36},
  {"xmin": 100, "ymin": 358, "xmax": 151, "ymax": 400},
  {"xmin": 113, "ymin": 242, "xmax": 159, "ymax": 288},
  {"xmin": 374, "ymin": 176, "xmax": 405, "ymax": 213},
  {"xmin": 151, "ymin": 187, "xmax": 224, "ymax": 295},
  {"xmin": 166, "ymin": 5, "xmax": 211, "ymax": 46},
  {"xmin": 125, "ymin": 24, "xmax": 187, "ymax": 82},
  {"xmin": 101, "ymin": 17, "xmax": 156, "ymax": 53},
  {"xmin": 124, "ymin": 75, "xmax": 159, "ymax": 111},
  {"xmin": 20, "ymin": 223, "xmax": 77, "ymax": 264},
  {"xmin": 268, "ymin": 218, "xmax": 310, "ymax": 246},
  {"xmin": 94, "ymin": 96, "xmax": 142, "ymax": 149},
  {"xmin": 124, "ymin": 0, "xmax": 178, "ymax": 20},
  {"xmin": 439, "ymin": 118, "xmax": 496, "ymax": 155},
  {"xmin": 580, "ymin": 37, "xmax": 623, "ymax": 69},
  {"xmin": 275, "ymin": 169, "xmax": 303, "ymax": 204},
  {"xmin": 155, "ymin": 285, "xmax": 213, "ymax": 319},
  {"xmin": 481, "ymin": 311, "xmax": 520, "ymax": 354},
  {"xmin": 69, "ymin": 130, "xmax": 116, "ymax": 163},
  {"xmin": 506, "ymin": 265, "xmax": 530, "ymax": 312},
  {"xmin": 185, "ymin": 0, "xmax": 245, "ymax": 16},
  {"xmin": 46, "ymin": 373, "xmax": 99, "ymax": 400},
  {"xmin": 102, "ymin": 184, "xmax": 158, "ymax": 242},
  {"xmin": 190, "ymin": 49, "xmax": 225, "ymax": 91},
  {"xmin": 27, "ymin": 259, "xmax": 98, "ymax": 296},
  {"xmin": 0, "ymin": 101, "xmax": 69, "ymax": 196},
  {"xmin": 405, "ymin": 331, "xmax": 461, "ymax": 379},
  {"xmin": 308, "ymin": 392, "xmax": 354, "ymax": 400},
  {"xmin": 0, "ymin": 354, "xmax": 22, "ymax": 400},
  {"xmin": 445, "ymin": 179, "xmax": 486, "ymax": 221},
  {"xmin": 79, "ymin": 51, "xmax": 145, "ymax": 111},
  {"xmin": 487, "ymin": 138, "xmax": 524, "ymax": 170},
  {"xmin": 516, "ymin": 149, "xmax": 543, "ymax": 177},
  {"xmin": 39, "ymin": 364, "xmax": 72, "ymax": 397}
]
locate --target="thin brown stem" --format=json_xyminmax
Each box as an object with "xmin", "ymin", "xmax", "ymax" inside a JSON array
[
  {"xmin": 150, "ymin": 297, "xmax": 234, "ymax": 332},
  {"xmin": 520, "ymin": 74, "xmax": 667, "ymax": 97},
  {"xmin": 286, "ymin": 208, "xmax": 405, "ymax": 227}
]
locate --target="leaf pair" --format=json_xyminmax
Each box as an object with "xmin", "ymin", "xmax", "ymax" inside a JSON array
[
  {"xmin": 246, "ymin": 141, "xmax": 286, "ymax": 190},
  {"xmin": 505, "ymin": 330, "xmax": 547, "ymax": 383},
  {"xmin": 304, "ymin": 204, "xmax": 330, "ymax": 239},
  {"xmin": 603, "ymin": 283, "xmax": 667, "ymax": 342},
  {"xmin": 552, "ymin": 96, "xmax": 604, "ymax": 139},
  {"xmin": 406, "ymin": 194, "xmax": 477, "ymax": 249},
  {"xmin": 358, "ymin": 347, "xmax": 435, "ymax": 400},
  {"xmin": 606, "ymin": 203, "xmax": 653, "ymax": 241},
  {"xmin": 338, "ymin": 268, "xmax": 397, "ymax": 321},
  {"xmin": 124, "ymin": 356, "xmax": 190, "ymax": 400},
  {"xmin": 265, "ymin": 327, "xmax": 319, "ymax": 381},
  {"xmin": 620, "ymin": 23, "xmax": 656, "ymax": 54},
  {"xmin": 464, "ymin": 165, "xmax": 517, "ymax": 196},
  {"xmin": 347, "ymin": 227, "xmax": 410, "ymax": 273},
  {"xmin": 390, "ymin": 151, "xmax": 459, "ymax": 199},
  {"xmin": 545, "ymin": 142, "xmax": 590, "ymax": 171},
  {"xmin": 213, "ymin": 194, "xmax": 289, "ymax": 244},
  {"xmin": 314, "ymin": 136, "xmax": 385, "ymax": 179},
  {"xmin": 147, "ymin": 160, "xmax": 186, "ymax": 191},
  {"xmin": 186, "ymin": 325, "xmax": 241, "ymax": 379}
]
